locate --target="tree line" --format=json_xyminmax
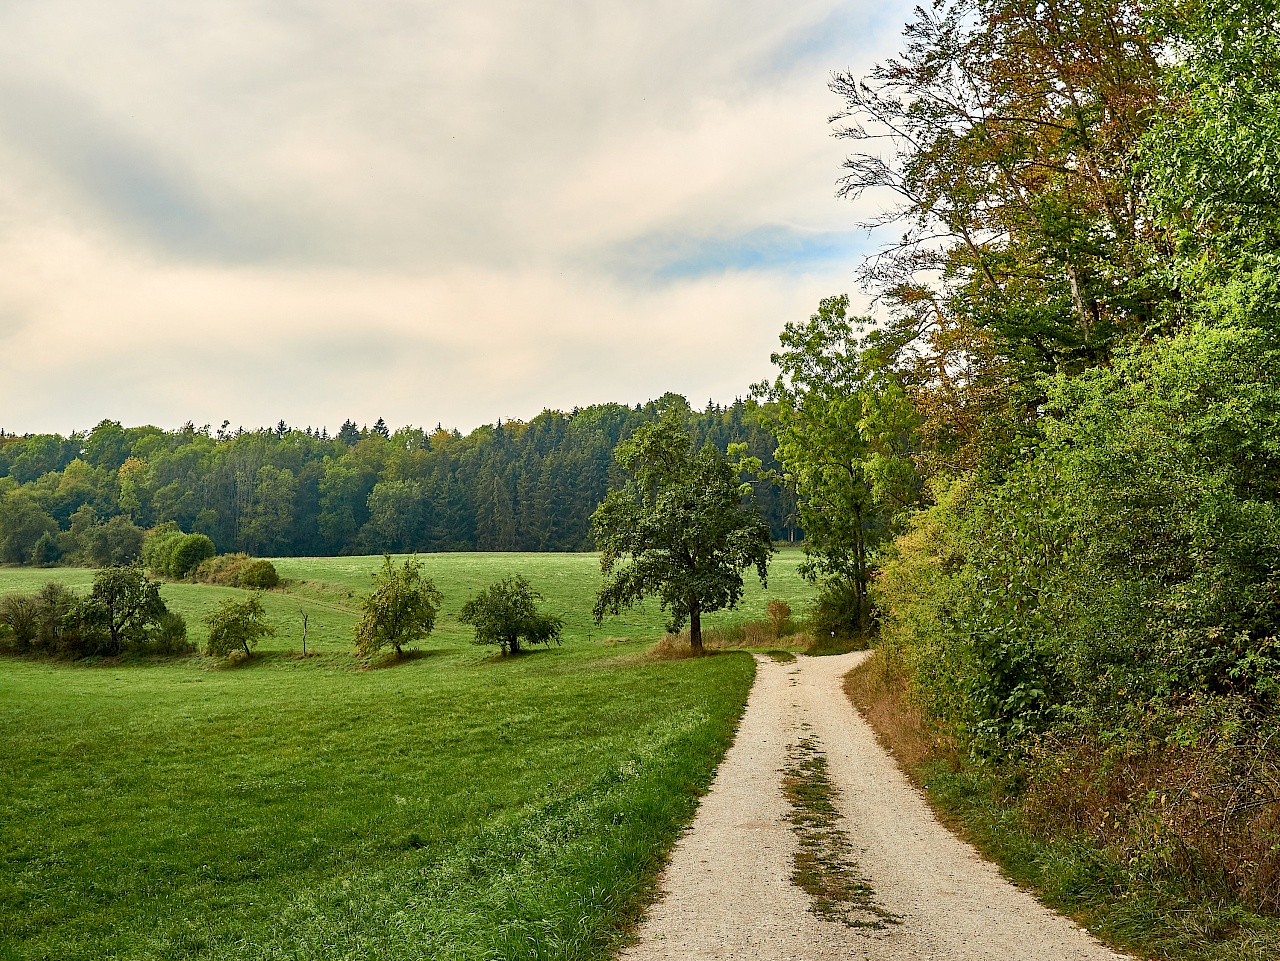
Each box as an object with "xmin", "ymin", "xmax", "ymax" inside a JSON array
[{"xmin": 0, "ymin": 395, "xmax": 798, "ymax": 565}]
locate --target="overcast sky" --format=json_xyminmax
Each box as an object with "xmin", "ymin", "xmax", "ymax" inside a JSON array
[{"xmin": 0, "ymin": 0, "xmax": 910, "ymax": 436}]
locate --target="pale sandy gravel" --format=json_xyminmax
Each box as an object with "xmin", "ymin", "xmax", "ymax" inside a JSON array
[{"xmin": 619, "ymin": 651, "xmax": 1133, "ymax": 961}]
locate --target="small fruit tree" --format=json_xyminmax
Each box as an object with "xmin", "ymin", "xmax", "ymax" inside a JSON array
[
  {"xmin": 460, "ymin": 575, "xmax": 562, "ymax": 656},
  {"xmin": 354, "ymin": 555, "xmax": 442, "ymax": 659}
]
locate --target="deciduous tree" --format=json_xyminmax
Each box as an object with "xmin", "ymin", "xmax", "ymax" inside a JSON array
[
  {"xmin": 591, "ymin": 406, "xmax": 773, "ymax": 655},
  {"xmin": 354, "ymin": 555, "xmax": 442, "ymax": 659},
  {"xmin": 205, "ymin": 594, "xmax": 274, "ymax": 658},
  {"xmin": 460, "ymin": 574, "xmax": 562, "ymax": 655}
]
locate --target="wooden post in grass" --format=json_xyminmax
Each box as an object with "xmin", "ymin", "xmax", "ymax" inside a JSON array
[{"xmin": 301, "ymin": 609, "xmax": 309, "ymax": 656}]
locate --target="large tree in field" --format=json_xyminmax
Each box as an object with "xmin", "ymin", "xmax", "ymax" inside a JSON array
[{"xmin": 591, "ymin": 407, "xmax": 774, "ymax": 655}]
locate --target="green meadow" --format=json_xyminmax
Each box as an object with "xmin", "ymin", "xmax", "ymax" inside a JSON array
[{"xmin": 0, "ymin": 551, "xmax": 815, "ymax": 960}]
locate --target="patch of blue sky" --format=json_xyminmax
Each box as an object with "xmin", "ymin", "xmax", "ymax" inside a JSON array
[
  {"xmin": 604, "ymin": 224, "xmax": 874, "ymax": 283},
  {"xmin": 755, "ymin": 2, "xmax": 907, "ymax": 82}
]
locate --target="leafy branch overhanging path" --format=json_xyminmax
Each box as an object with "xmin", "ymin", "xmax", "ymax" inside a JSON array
[{"xmin": 620, "ymin": 651, "xmax": 1131, "ymax": 961}]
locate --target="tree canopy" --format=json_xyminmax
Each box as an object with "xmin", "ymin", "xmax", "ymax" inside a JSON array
[
  {"xmin": 204, "ymin": 595, "xmax": 275, "ymax": 659},
  {"xmin": 0, "ymin": 400, "xmax": 799, "ymax": 565},
  {"xmin": 459, "ymin": 574, "xmax": 563, "ymax": 656},
  {"xmin": 354, "ymin": 555, "xmax": 442, "ymax": 659},
  {"xmin": 592, "ymin": 406, "xmax": 774, "ymax": 654},
  {"xmin": 753, "ymin": 294, "xmax": 919, "ymax": 632}
]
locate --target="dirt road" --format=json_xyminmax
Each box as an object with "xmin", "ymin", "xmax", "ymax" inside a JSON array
[{"xmin": 620, "ymin": 651, "xmax": 1130, "ymax": 961}]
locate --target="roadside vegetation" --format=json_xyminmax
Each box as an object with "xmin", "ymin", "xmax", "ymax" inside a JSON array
[{"xmin": 750, "ymin": 1, "xmax": 1280, "ymax": 958}]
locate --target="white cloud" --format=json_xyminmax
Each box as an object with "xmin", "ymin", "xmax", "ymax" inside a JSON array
[{"xmin": 0, "ymin": 0, "xmax": 910, "ymax": 434}]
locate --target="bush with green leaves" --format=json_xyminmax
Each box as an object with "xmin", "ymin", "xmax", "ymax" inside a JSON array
[
  {"xmin": 461, "ymin": 574, "xmax": 563, "ymax": 656},
  {"xmin": 80, "ymin": 515, "xmax": 145, "ymax": 567},
  {"xmin": 354, "ymin": 555, "xmax": 442, "ymax": 659},
  {"xmin": 0, "ymin": 594, "xmax": 39, "ymax": 651},
  {"xmin": 1, "ymin": 570, "xmax": 184, "ymax": 659},
  {"xmin": 237, "ymin": 559, "xmax": 279, "ymax": 589},
  {"xmin": 142, "ymin": 528, "xmax": 215, "ymax": 578},
  {"xmin": 204, "ymin": 595, "xmax": 274, "ymax": 659}
]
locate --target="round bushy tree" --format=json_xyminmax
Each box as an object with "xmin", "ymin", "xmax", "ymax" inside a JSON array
[
  {"xmin": 205, "ymin": 595, "xmax": 274, "ymax": 658},
  {"xmin": 460, "ymin": 575, "xmax": 562, "ymax": 656},
  {"xmin": 354, "ymin": 555, "xmax": 442, "ymax": 659}
]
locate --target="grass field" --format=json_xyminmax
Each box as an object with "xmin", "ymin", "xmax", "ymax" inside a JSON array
[{"xmin": 0, "ymin": 551, "xmax": 815, "ymax": 960}]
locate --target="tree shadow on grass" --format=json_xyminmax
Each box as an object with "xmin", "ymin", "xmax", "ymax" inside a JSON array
[{"xmin": 362, "ymin": 647, "xmax": 449, "ymax": 670}]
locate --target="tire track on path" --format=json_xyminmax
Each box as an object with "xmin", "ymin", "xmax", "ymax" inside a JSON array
[{"xmin": 620, "ymin": 651, "xmax": 1130, "ymax": 960}]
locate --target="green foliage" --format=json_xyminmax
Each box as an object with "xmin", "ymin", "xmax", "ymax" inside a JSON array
[
  {"xmin": 460, "ymin": 574, "xmax": 563, "ymax": 655},
  {"xmin": 807, "ymin": 579, "xmax": 869, "ymax": 641},
  {"xmin": 170, "ymin": 533, "xmax": 215, "ymax": 577},
  {"xmin": 144, "ymin": 529, "xmax": 215, "ymax": 578},
  {"xmin": 354, "ymin": 555, "xmax": 442, "ymax": 659},
  {"xmin": 150, "ymin": 610, "xmax": 192, "ymax": 655},
  {"xmin": 0, "ymin": 594, "xmax": 39, "ymax": 650},
  {"xmin": 592, "ymin": 406, "xmax": 774, "ymax": 654},
  {"xmin": 204, "ymin": 594, "xmax": 274, "ymax": 659},
  {"xmin": 1143, "ymin": 0, "xmax": 1280, "ymax": 259},
  {"xmin": 78, "ymin": 515, "xmax": 144, "ymax": 567},
  {"xmin": 0, "ymin": 399, "xmax": 800, "ymax": 565},
  {"xmin": 0, "ymin": 491, "xmax": 56, "ymax": 564},
  {"xmin": 30, "ymin": 530, "xmax": 62, "ymax": 566},
  {"xmin": 237, "ymin": 559, "xmax": 279, "ymax": 589},
  {"xmin": 753, "ymin": 295, "xmax": 919, "ymax": 631},
  {"xmin": 81, "ymin": 566, "xmax": 173, "ymax": 657}
]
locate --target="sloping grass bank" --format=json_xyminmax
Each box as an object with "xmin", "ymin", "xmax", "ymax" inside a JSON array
[
  {"xmin": 845, "ymin": 650, "xmax": 1280, "ymax": 961},
  {"xmin": 0, "ymin": 641, "xmax": 754, "ymax": 960}
]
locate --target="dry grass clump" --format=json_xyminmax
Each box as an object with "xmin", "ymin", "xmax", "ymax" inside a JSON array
[
  {"xmin": 650, "ymin": 617, "xmax": 811, "ymax": 659},
  {"xmin": 843, "ymin": 648, "xmax": 956, "ymax": 776}
]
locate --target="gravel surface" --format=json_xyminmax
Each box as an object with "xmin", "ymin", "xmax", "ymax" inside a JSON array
[{"xmin": 619, "ymin": 651, "xmax": 1131, "ymax": 961}]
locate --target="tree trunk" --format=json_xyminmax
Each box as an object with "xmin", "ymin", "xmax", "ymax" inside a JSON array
[
  {"xmin": 853, "ymin": 504, "xmax": 871, "ymax": 634},
  {"xmin": 689, "ymin": 598, "xmax": 703, "ymax": 656}
]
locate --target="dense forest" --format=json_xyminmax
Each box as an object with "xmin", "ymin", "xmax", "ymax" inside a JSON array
[
  {"xmin": 748, "ymin": 0, "xmax": 1280, "ymax": 939},
  {"xmin": 0, "ymin": 396, "xmax": 797, "ymax": 564}
]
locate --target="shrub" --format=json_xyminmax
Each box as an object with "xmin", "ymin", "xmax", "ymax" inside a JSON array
[
  {"xmin": 766, "ymin": 599, "xmax": 792, "ymax": 637},
  {"xmin": 0, "ymin": 594, "xmax": 38, "ymax": 650},
  {"xmin": 33, "ymin": 582, "xmax": 76, "ymax": 652},
  {"xmin": 144, "ymin": 529, "xmax": 215, "ymax": 578},
  {"xmin": 808, "ymin": 579, "xmax": 866, "ymax": 639},
  {"xmin": 170, "ymin": 534, "xmax": 215, "ymax": 578},
  {"xmin": 150, "ymin": 610, "xmax": 192, "ymax": 655},
  {"xmin": 238, "ymin": 559, "xmax": 279, "ymax": 589},
  {"xmin": 142, "ymin": 528, "xmax": 184, "ymax": 575},
  {"xmin": 191, "ymin": 553, "xmax": 255, "ymax": 586},
  {"xmin": 83, "ymin": 516, "xmax": 145, "ymax": 566},
  {"xmin": 30, "ymin": 531, "xmax": 62, "ymax": 566}
]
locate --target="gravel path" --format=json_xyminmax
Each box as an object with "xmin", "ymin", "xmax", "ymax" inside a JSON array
[{"xmin": 620, "ymin": 651, "xmax": 1131, "ymax": 961}]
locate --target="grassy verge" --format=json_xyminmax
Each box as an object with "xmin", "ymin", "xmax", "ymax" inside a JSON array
[
  {"xmin": 844, "ymin": 650, "xmax": 1280, "ymax": 961},
  {"xmin": 0, "ymin": 645, "xmax": 753, "ymax": 960}
]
